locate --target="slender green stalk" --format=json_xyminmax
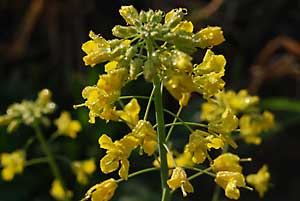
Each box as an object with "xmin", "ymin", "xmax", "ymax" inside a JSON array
[
  {"xmin": 116, "ymin": 167, "xmax": 159, "ymax": 183},
  {"xmin": 143, "ymin": 87, "xmax": 155, "ymax": 121},
  {"xmin": 153, "ymin": 75, "xmax": 171, "ymax": 201},
  {"xmin": 32, "ymin": 122, "xmax": 69, "ymax": 201},
  {"xmin": 119, "ymin": 95, "xmax": 150, "ymax": 100},
  {"xmin": 166, "ymin": 105, "xmax": 183, "ymax": 141},
  {"xmin": 25, "ymin": 157, "xmax": 49, "ymax": 167},
  {"xmin": 187, "ymin": 167, "xmax": 214, "ymax": 180},
  {"xmin": 163, "ymin": 109, "xmax": 194, "ymax": 132}
]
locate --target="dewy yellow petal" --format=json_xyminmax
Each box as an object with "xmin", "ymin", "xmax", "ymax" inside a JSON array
[
  {"xmin": 215, "ymin": 171, "xmax": 246, "ymax": 200},
  {"xmin": 212, "ymin": 153, "xmax": 242, "ymax": 173},
  {"xmin": 87, "ymin": 178, "xmax": 118, "ymax": 201},
  {"xmin": 167, "ymin": 167, "xmax": 194, "ymax": 197}
]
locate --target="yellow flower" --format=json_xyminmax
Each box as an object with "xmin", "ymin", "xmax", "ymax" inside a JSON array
[
  {"xmin": 185, "ymin": 130, "xmax": 223, "ymax": 164},
  {"xmin": 172, "ymin": 21, "xmax": 194, "ymax": 33},
  {"xmin": 246, "ymin": 165, "xmax": 270, "ymax": 197},
  {"xmin": 175, "ymin": 150, "xmax": 195, "ymax": 168},
  {"xmin": 194, "ymin": 26, "xmax": 225, "ymax": 48},
  {"xmin": 50, "ymin": 179, "xmax": 73, "ymax": 201},
  {"xmin": 119, "ymin": 5, "xmax": 138, "ymax": 25},
  {"xmin": 85, "ymin": 178, "xmax": 118, "ymax": 201},
  {"xmin": 82, "ymin": 31, "xmax": 111, "ymax": 67},
  {"xmin": 1, "ymin": 150, "xmax": 25, "ymax": 181},
  {"xmin": 81, "ymin": 68, "xmax": 128, "ymax": 123},
  {"xmin": 164, "ymin": 70, "xmax": 195, "ymax": 106},
  {"xmin": 99, "ymin": 134, "xmax": 138, "ymax": 180},
  {"xmin": 54, "ymin": 111, "xmax": 81, "ymax": 139},
  {"xmin": 208, "ymin": 108, "xmax": 239, "ymax": 135},
  {"xmin": 215, "ymin": 171, "xmax": 246, "ymax": 200},
  {"xmin": 167, "ymin": 167, "xmax": 194, "ymax": 197},
  {"xmin": 212, "ymin": 153, "xmax": 242, "ymax": 173},
  {"xmin": 72, "ymin": 159, "xmax": 96, "ymax": 185},
  {"xmin": 131, "ymin": 120, "xmax": 157, "ymax": 156},
  {"xmin": 240, "ymin": 111, "xmax": 275, "ymax": 145},
  {"xmin": 194, "ymin": 49, "xmax": 226, "ymax": 75},
  {"xmin": 118, "ymin": 98, "xmax": 140, "ymax": 128},
  {"xmin": 225, "ymin": 90, "xmax": 259, "ymax": 112}
]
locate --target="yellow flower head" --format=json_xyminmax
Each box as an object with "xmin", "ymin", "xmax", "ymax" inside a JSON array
[
  {"xmin": 194, "ymin": 49, "xmax": 226, "ymax": 75},
  {"xmin": 239, "ymin": 111, "xmax": 275, "ymax": 145},
  {"xmin": 225, "ymin": 90, "xmax": 259, "ymax": 112},
  {"xmin": 185, "ymin": 130, "xmax": 217, "ymax": 164},
  {"xmin": 72, "ymin": 159, "xmax": 96, "ymax": 185},
  {"xmin": 82, "ymin": 31, "xmax": 111, "ymax": 67},
  {"xmin": 50, "ymin": 179, "xmax": 73, "ymax": 201},
  {"xmin": 85, "ymin": 178, "xmax": 118, "ymax": 201},
  {"xmin": 164, "ymin": 70, "xmax": 195, "ymax": 106},
  {"xmin": 54, "ymin": 111, "xmax": 81, "ymax": 139},
  {"xmin": 246, "ymin": 165, "xmax": 270, "ymax": 197},
  {"xmin": 194, "ymin": 26, "xmax": 225, "ymax": 48},
  {"xmin": 99, "ymin": 134, "xmax": 139, "ymax": 180},
  {"xmin": 167, "ymin": 167, "xmax": 194, "ymax": 197},
  {"xmin": 131, "ymin": 120, "xmax": 157, "ymax": 156},
  {"xmin": 118, "ymin": 98, "xmax": 140, "ymax": 128},
  {"xmin": 81, "ymin": 68, "xmax": 128, "ymax": 123},
  {"xmin": 212, "ymin": 153, "xmax": 242, "ymax": 173},
  {"xmin": 215, "ymin": 171, "xmax": 246, "ymax": 200},
  {"xmin": 193, "ymin": 50, "xmax": 226, "ymax": 99},
  {"xmin": 1, "ymin": 150, "xmax": 25, "ymax": 181}
]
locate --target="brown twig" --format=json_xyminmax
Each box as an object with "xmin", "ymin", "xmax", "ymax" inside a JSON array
[
  {"xmin": 5, "ymin": 0, "xmax": 44, "ymax": 60},
  {"xmin": 190, "ymin": 0, "xmax": 224, "ymax": 21},
  {"xmin": 248, "ymin": 36, "xmax": 300, "ymax": 93}
]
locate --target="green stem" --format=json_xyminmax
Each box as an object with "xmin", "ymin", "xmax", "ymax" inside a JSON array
[
  {"xmin": 153, "ymin": 75, "xmax": 171, "ymax": 201},
  {"xmin": 163, "ymin": 109, "xmax": 194, "ymax": 132},
  {"xmin": 119, "ymin": 95, "xmax": 150, "ymax": 100},
  {"xmin": 25, "ymin": 157, "xmax": 49, "ymax": 167},
  {"xmin": 187, "ymin": 167, "xmax": 214, "ymax": 180},
  {"xmin": 32, "ymin": 122, "xmax": 69, "ymax": 201},
  {"xmin": 143, "ymin": 87, "xmax": 155, "ymax": 121},
  {"xmin": 165, "ymin": 105, "xmax": 183, "ymax": 141},
  {"xmin": 116, "ymin": 167, "xmax": 159, "ymax": 183}
]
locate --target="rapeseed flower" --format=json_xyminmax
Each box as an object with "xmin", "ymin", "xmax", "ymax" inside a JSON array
[
  {"xmin": 72, "ymin": 159, "xmax": 96, "ymax": 185},
  {"xmin": 99, "ymin": 134, "xmax": 138, "ymax": 180},
  {"xmin": 50, "ymin": 179, "xmax": 73, "ymax": 201},
  {"xmin": 167, "ymin": 167, "xmax": 194, "ymax": 197},
  {"xmin": 85, "ymin": 178, "xmax": 118, "ymax": 201},
  {"xmin": 0, "ymin": 150, "xmax": 25, "ymax": 181},
  {"xmin": 54, "ymin": 111, "xmax": 81, "ymax": 139},
  {"xmin": 246, "ymin": 165, "xmax": 270, "ymax": 197}
]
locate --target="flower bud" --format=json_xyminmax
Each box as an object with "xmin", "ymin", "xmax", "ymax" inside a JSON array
[
  {"xmin": 112, "ymin": 25, "xmax": 137, "ymax": 39},
  {"xmin": 119, "ymin": 5, "xmax": 139, "ymax": 25}
]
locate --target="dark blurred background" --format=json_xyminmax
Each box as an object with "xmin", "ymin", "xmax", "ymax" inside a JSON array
[{"xmin": 1, "ymin": 0, "xmax": 300, "ymax": 200}]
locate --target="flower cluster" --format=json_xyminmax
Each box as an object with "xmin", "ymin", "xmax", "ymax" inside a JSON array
[
  {"xmin": 0, "ymin": 89, "xmax": 55, "ymax": 133},
  {"xmin": 78, "ymin": 5, "xmax": 275, "ymax": 201}
]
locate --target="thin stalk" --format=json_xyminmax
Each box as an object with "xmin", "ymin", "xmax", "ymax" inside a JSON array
[
  {"xmin": 25, "ymin": 157, "xmax": 48, "ymax": 167},
  {"xmin": 143, "ymin": 87, "xmax": 155, "ymax": 121},
  {"xmin": 153, "ymin": 75, "xmax": 171, "ymax": 201},
  {"xmin": 163, "ymin": 109, "xmax": 194, "ymax": 132},
  {"xmin": 165, "ymin": 105, "xmax": 183, "ymax": 141},
  {"xmin": 116, "ymin": 167, "xmax": 159, "ymax": 183},
  {"xmin": 119, "ymin": 95, "xmax": 150, "ymax": 100},
  {"xmin": 32, "ymin": 122, "xmax": 69, "ymax": 201}
]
